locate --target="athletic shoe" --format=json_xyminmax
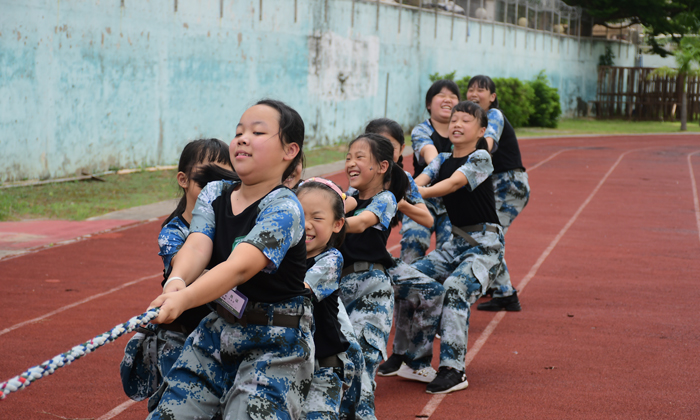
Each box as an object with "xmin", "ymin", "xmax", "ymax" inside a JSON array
[
  {"xmin": 377, "ymin": 353, "xmax": 404, "ymax": 377},
  {"xmin": 426, "ymin": 367, "xmax": 469, "ymax": 394},
  {"xmin": 397, "ymin": 364, "xmax": 437, "ymax": 383},
  {"xmin": 476, "ymin": 291, "xmax": 522, "ymax": 311}
]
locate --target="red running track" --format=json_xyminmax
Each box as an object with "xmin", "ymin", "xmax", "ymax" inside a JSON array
[{"xmin": 1, "ymin": 134, "xmax": 699, "ymax": 419}]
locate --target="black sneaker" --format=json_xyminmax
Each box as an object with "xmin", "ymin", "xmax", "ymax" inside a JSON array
[
  {"xmin": 476, "ymin": 291, "xmax": 522, "ymax": 311},
  {"xmin": 426, "ymin": 367, "xmax": 469, "ymax": 394},
  {"xmin": 377, "ymin": 353, "xmax": 405, "ymax": 377}
]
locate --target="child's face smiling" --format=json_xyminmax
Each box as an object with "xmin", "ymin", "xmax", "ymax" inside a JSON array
[
  {"xmin": 298, "ymin": 189, "xmax": 343, "ymax": 258},
  {"xmin": 232, "ymin": 105, "xmax": 289, "ymax": 183},
  {"xmin": 345, "ymin": 140, "xmax": 381, "ymax": 191},
  {"xmin": 428, "ymin": 87, "xmax": 460, "ymax": 123},
  {"xmin": 466, "ymin": 84, "xmax": 496, "ymax": 112},
  {"xmin": 449, "ymin": 111, "xmax": 486, "ymax": 147}
]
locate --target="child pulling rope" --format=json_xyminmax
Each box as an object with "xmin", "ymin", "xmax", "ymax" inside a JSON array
[{"xmin": 0, "ymin": 308, "xmax": 160, "ymax": 400}]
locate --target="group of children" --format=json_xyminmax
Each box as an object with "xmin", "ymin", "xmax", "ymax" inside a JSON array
[{"xmin": 119, "ymin": 74, "xmax": 530, "ymax": 419}]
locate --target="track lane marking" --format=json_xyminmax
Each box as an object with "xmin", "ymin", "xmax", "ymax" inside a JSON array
[
  {"xmin": 96, "ymin": 399, "xmax": 138, "ymax": 420},
  {"xmin": 0, "ymin": 273, "xmax": 161, "ymax": 337},
  {"xmin": 688, "ymin": 151, "xmax": 700, "ymax": 245},
  {"xmin": 417, "ymin": 147, "xmax": 650, "ymax": 418}
]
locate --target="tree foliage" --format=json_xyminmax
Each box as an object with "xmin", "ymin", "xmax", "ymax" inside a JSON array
[{"xmin": 564, "ymin": 0, "xmax": 700, "ymax": 57}]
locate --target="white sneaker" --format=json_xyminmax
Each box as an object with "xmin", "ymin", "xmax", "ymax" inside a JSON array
[{"xmin": 397, "ymin": 364, "xmax": 437, "ymax": 383}]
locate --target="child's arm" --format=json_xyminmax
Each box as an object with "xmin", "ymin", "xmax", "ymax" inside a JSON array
[
  {"xmin": 152, "ymin": 243, "xmax": 269, "ymax": 323},
  {"xmin": 344, "ymin": 196, "xmax": 357, "ymax": 214},
  {"xmin": 412, "ymin": 123, "xmax": 438, "ymax": 166},
  {"xmin": 345, "ymin": 191, "xmax": 397, "ymax": 234},
  {"xmin": 305, "ymin": 249, "xmax": 343, "ymax": 302},
  {"xmin": 484, "ymin": 109, "xmax": 504, "ymax": 154},
  {"xmin": 413, "ymin": 153, "xmax": 446, "ymax": 187},
  {"xmin": 418, "ymin": 150, "xmax": 493, "ymax": 199},
  {"xmin": 397, "ymin": 200, "xmax": 433, "ymax": 228}
]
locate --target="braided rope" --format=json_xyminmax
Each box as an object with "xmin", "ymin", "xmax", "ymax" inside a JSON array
[{"xmin": 0, "ymin": 308, "xmax": 160, "ymax": 401}]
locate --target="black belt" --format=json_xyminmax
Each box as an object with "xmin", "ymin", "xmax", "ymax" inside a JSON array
[
  {"xmin": 216, "ymin": 304, "xmax": 301, "ymax": 328},
  {"xmin": 341, "ymin": 262, "xmax": 385, "ymax": 278},
  {"xmin": 452, "ymin": 224, "xmax": 499, "ymax": 247},
  {"xmin": 318, "ymin": 354, "xmax": 343, "ymax": 368}
]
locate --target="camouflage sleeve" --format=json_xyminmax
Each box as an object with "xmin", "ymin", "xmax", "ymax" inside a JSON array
[
  {"xmin": 419, "ymin": 153, "xmax": 449, "ymax": 183},
  {"xmin": 362, "ymin": 190, "xmax": 397, "ymax": 231},
  {"xmin": 190, "ymin": 180, "xmax": 235, "ymax": 240},
  {"xmin": 157, "ymin": 218, "xmax": 189, "ymax": 274},
  {"xmin": 411, "ymin": 120, "xmax": 434, "ymax": 164},
  {"xmin": 405, "ymin": 172, "xmax": 424, "ymax": 205},
  {"xmin": 456, "ymin": 150, "xmax": 494, "ymax": 191},
  {"xmin": 243, "ymin": 188, "xmax": 304, "ymax": 272},
  {"xmin": 485, "ymin": 108, "xmax": 505, "ymax": 147},
  {"xmin": 346, "ymin": 186, "xmax": 358, "ymax": 197},
  {"xmin": 304, "ymin": 248, "xmax": 343, "ymax": 302}
]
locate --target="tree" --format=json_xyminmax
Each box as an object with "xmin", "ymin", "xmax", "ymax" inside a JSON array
[
  {"xmin": 648, "ymin": 37, "xmax": 700, "ymax": 130},
  {"xmin": 564, "ymin": 0, "xmax": 700, "ymax": 57}
]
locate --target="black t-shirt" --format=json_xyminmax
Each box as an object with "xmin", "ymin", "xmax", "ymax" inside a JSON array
[
  {"xmin": 339, "ymin": 193, "xmax": 395, "ymax": 269},
  {"xmin": 413, "ymin": 121, "xmax": 452, "ymax": 178},
  {"xmin": 160, "ymin": 215, "xmax": 213, "ymax": 333},
  {"xmin": 307, "ymin": 257, "xmax": 350, "ymax": 359},
  {"xmin": 437, "ymin": 153, "xmax": 500, "ymax": 227},
  {"xmin": 207, "ymin": 185, "xmax": 310, "ymax": 303},
  {"xmin": 492, "ymin": 115, "xmax": 525, "ymax": 174}
]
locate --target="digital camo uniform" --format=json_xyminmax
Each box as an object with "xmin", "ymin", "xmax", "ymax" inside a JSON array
[
  {"xmin": 401, "ymin": 120, "xmax": 452, "ymax": 264},
  {"xmin": 148, "ymin": 181, "xmax": 315, "ymax": 420},
  {"xmin": 388, "ymin": 260, "xmax": 445, "ymax": 370},
  {"xmin": 120, "ymin": 215, "xmax": 192, "ymax": 411},
  {"xmin": 409, "ymin": 151, "xmax": 505, "ymax": 371},
  {"xmin": 339, "ymin": 190, "xmax": 396, "ymax": 420},
  {"xmin": 302, "ymin": 248, "xmax": 357, "ymax": 420},
  {"xmin": 485, "ymin": 108, "xmax": 530, "ymax": 298}
]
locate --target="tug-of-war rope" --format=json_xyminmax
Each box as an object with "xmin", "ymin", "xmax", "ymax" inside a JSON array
[{"xmin": 0, "ymin": 308, "xmax": 160, "ymax": 400}]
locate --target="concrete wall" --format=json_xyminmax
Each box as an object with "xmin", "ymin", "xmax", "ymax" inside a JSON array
[{"xmin": 0, "ymin": 0, "xmax": 635, "ymax": 182}]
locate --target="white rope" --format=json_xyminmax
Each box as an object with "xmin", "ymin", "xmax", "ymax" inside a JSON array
[{"xmin": 0, "ymin": 308, "xmax": 160, "ymax": 400}]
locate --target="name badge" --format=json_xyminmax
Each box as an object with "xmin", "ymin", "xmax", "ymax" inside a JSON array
[{"xmin": 216, "ymin": 288, "xmax": 248, "ymax": 318}]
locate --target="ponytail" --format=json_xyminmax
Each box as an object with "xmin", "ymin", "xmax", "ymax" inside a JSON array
[{"xmin": 387, "ymin": 162, "xmax": 408, "ymax": 227}]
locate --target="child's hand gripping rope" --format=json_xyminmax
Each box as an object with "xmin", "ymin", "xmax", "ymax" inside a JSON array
[{"xmin": 0, "ymin": 308, "xmax": 160, "ymax": 401}]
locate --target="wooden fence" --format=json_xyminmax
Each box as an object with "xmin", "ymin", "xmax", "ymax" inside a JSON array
[{"xmin": 595, "ymin": 66, "xmax": 700, "ymax": 121}]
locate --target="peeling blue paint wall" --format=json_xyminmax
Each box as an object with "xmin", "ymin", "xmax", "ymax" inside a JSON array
[{"xmin": 0, "ymin": 0, "xmax": 635, "ymax": 182}]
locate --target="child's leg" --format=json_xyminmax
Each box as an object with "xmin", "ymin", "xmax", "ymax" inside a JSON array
[
  {"xmin": 339, "ymin": 268, "xmax": 393, "ymax": 420},
  {"xmin": 399, "ymin": 215, "xmax": 433, "ymax": 264},
  {"xmin": 147, "ymin": 328, "xmax": 188, "ymax": 411},
  {"xmin": 147, "ymin": 314, "xmax": 231, "ymax": 420},
  {"xmin": 338, "ymin": 300, "xmax": 364, "ymax": 419},
  {"xmin": 222, "ymin": 297, "xmax": 315, "ymax": 420},
  {"xmin": 433, "ymin": 212, "xmax": 453, "ymax": 250},
  {"xmin": 303, "ymin": 362, "xmax": 344, "ymax": 420},
  {"xmin": 390, "ymin": 261, "xmax": 445, "ymax": 369},
  {"xmin": 438, "ymin": 232, "xmax": 504, "ymax": 371},
  {"xmin": 485, "ymin": 171, "xmax": 530, "ymax": 301}
]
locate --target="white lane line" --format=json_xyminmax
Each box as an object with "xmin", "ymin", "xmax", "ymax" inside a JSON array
[
  {"xmin": 417, "ymin": 147, "xmax": 648, "ymax": 418},
  {"xmin": 0, "ymin": 273, "xmax": 161, "ymax": 337},
  {"xmin": 688, "ymin": 151, "xmax": 700, "ymax": 245},
  {"xmin": 96, "ymin": 399, "xmax": 138, "ymax": 420},
  {"xmin": 527, "ymin": 148, "xmax": 576, "ymax": 172}
]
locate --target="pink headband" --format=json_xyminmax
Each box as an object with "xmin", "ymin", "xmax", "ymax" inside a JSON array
[{"xmin": 301, "ymin": 177, "xmax": 347, "ymax": 201}]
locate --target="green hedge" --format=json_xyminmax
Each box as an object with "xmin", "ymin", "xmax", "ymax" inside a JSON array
[{"xmin": 428, "ymin": 71, "xmax": 561, "ymax": 128}]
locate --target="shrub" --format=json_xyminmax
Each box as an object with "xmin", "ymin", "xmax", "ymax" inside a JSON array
[
  {"xmin": 492, "ymin": 77, "xmax": 535, "ymax": 128},
  {"xmin": 527, "ymin": 71, "xmax": 561, "ymax": 128}
]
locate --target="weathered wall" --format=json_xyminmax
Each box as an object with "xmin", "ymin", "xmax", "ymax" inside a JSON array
[{"xmin": 0, "ymin": 0, "xmax": 635, "ymax": 182}]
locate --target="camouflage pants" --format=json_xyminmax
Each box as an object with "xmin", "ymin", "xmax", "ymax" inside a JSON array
[
  {"xmin": 303, "ymin": 363, "xmax": 344, "ymax": 420},
  {"xmin": 120, "ymin": 326, "xmax": 187, "ymax": 411},
  {"xmin": 399, "ymin": 209, "xmax": 452, "ymax": 264},
  {"xmin": 388, "ymin": 260, "xmax": 446, "ymax": 370},
  {"xmin": 337, "ymin": 300, "xmax": 364, "ymax": 420},
  {"xmin": 412, "ymin": 227, "xmax": 504, "ymax": 371},
  {"xmin": 490, "ymin": 170, "xmax": 530, "ymax": 298},
  {"xmin": 339, "ymin": 268, "xmax": 393, "ymax": 420},
  {"xmin": 147, "ymin": 296, "xmax": 315, "ymax": 420}
]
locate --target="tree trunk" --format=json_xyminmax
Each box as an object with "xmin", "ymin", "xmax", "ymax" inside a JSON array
[{"xmin": 680, "ymin": 73, "xmax": 687, "ymax": 131}]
